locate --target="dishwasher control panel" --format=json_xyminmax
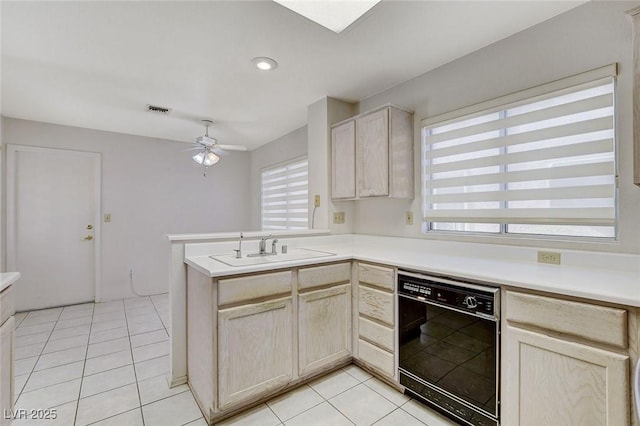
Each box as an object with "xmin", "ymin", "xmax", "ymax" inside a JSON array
[{"xmin": 398, "ymin": 272, "xmax": 498, "ymax": 319}]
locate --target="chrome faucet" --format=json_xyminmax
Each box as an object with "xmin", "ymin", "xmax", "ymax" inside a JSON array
[
  {"xmin": 247, "ymin": 235, "xmax": 278, "ymax": 257},
  {"xmin": 259, "ymin": 235, "xmax": 271, "ymax": 255},
  {"xmin": 233, "ymin": 232, "xmax": 243, "ymax": 258}
]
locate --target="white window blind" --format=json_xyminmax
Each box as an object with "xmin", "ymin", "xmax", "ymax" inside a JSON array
[
  {"xmin": 422, "ymin": 65, "xmax": 617, "ymax": 238},
  {"xmin": 261, "ymin": 157, "xmax": 309, "ymax": 231}
]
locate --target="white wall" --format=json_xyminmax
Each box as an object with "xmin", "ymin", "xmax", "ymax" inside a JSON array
[
  {"xmin": 307, "ymin": 97, "xmax": 356, "ymax": 232},
  {"xmin": 249, "ymin": 97, "xmax": 356, "ymax": 233},
  {"xmin": 0, "ymin": 3, "xmax": 4, "ymax": 272},
  {"xmin": 2, "ymin": 118, "xmax": 251, "ymax": 301},
  {"xmin": 354, "ymin": 0, "xmax": 640, "ymax": 254},
  {"xmin": 249, "ymin": 125, "xmax": 308, "ymax": 229}
]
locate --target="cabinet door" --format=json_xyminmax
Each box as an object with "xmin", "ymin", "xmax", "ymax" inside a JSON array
[
  {"xmin": 299, "ymin": 284, "xmax": 351, "ymax": 376},
  {"xmin": 0, "ymin": 318, "xmax": 14, "ymax": 426},
  {"xmin": 356, "ymin": 109, "xmax": 389, "ymax": 197},
  {"xmin": 331, "ymin": 121, "xmax": 356, "ymax": 199},
  {"xmin": 218, "ymin": 298, "xmax": 293, "ymax": 410},
  {"xmin": 504, "ymin": 325, "xmax": 629, "ymax": 426}
]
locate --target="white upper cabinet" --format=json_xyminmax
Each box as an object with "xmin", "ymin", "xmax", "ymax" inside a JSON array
[
  {"xmin": 331, "ymin": 105, "xmax": 414, "ymax": 200},
  {"xmin": 331, "ymin": 120, "xmax": 356, "ymax": 199},
  {"xmin": 356, "ymin": 109, "xmax": 389, "ymax": 197}
]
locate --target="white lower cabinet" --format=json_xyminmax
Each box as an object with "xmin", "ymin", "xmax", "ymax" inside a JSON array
[
  {"xmin": 217, "ymin": 297, "xmax": 293, "ymax": 410},
  {"xmin": 355, "ymin": 262, "xmax": 397, "ymax": 380},
  {"xmin": 504, "ymin": 325, "xmax": 628, "ymax": 426},
  {"xmin": 503, "ymin": 290, "xmax": 631, "ymax": 426},
  {"xmin": 0, "ymin": 317, "xmax": 14, "ymax": 426},
  {"xmin": 187, "ymin": 262, "xmax": 352, "ymax": 424},
  {"xmin": 298, "ymin": 284, "xmax": 351, "ymax": 376}
]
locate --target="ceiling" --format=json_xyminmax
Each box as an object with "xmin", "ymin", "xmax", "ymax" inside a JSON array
[{"xmin": 1, "ymin": 1, "xmax": 585, "ymax": 151}]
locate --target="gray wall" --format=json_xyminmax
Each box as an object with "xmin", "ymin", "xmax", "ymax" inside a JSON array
[
  {"xmin": 249, "ymin": 125, "xmax": 308, "ymax": 229},
  {"xmin": 353, "ymin": 0, "xmax": 640, "ymax": 254},
  {"xmin": 2, "ymin": 118, "xmax": 251, "ymax": 300}
]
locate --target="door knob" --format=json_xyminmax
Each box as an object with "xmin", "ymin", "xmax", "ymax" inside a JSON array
[
  {"xmin": 86, "ymin": 224, "xmax": 93, "ymax": 230},
  {"xmin": 83, "ymin": 235, "xmax": 93, "ymax": 241}
]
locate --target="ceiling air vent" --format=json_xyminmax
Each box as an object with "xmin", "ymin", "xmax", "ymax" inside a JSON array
[{"xmin": 146, "ymin": 104, "xmax": 171, "ymax": 114}]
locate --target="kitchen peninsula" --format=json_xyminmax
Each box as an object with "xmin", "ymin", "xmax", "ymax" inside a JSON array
[{"xmin": 171, "ymin": 232, "xmax": 640, "ymax": 425}]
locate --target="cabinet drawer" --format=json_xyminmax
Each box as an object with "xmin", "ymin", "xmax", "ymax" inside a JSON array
[
  {"xmin": 298, "ymin": 262, "xmax": 351, "ymax": 291},
  {"xmin": 358, "ymin": 338, "xmax": 394, "ymax": 377},
  {"xmin": 0, "ymin": 286, "xmax": 14, "ymax": 326},
  {"xmin": 505, "ymin": 291, "xmax": 628, "ymax": 349},
  {"xmin": 358, "ymin": 317, "xmax": 394, "ymax": 352},
  {"xmin": 358, "ymin": 263, "xmax": 394, "ymax": 291},
  {"xmin": 359, "ymin": 285, "xmax": 394, "ymax": 326},
  {"xmin": 218, "ymin": 271, "xmax": 292, "ymax": 306}
]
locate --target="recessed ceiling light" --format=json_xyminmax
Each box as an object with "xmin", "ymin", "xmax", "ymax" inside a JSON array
[
  {"xmin": 251, "ymin": 57, "xmax": 278, "ymax": 71},
  {"xmin": 274, "ymin": 0, "xmax": 380, "ymax": 34}
]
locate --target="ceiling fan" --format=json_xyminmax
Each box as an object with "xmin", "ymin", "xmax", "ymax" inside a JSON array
[{"xmin": 191, "ymin": 120, "xmax": 247, "ymax": 176}]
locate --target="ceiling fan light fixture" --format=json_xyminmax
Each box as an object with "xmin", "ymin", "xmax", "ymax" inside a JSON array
[
  {"xmin": 192, "ymin": 151, "xmax": 206, "ymax": 165},
  {"xmin": 192, "ymin": 150, "xmax": 220, "ymax": 166},
  {"xmin": 252, "ymin": 57, "xmax": 278, "ymax": 71},
  {"xmin": 203, "ymin": 151, "xmax": 220, "ymax": 166}
]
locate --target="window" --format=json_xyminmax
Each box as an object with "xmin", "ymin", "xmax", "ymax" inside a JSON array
[
  {"xmin": 422, "ymin": 65, "xmax": 617, "ymax": 239},
  {"xmin": 261, "ymin": 157, "xmax": 309, "ymax": 231}
]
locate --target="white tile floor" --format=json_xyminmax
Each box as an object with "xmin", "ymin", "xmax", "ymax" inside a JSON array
[{"xmin": 12, "ymin": 295, "xmax": 457, "ymax": 426}]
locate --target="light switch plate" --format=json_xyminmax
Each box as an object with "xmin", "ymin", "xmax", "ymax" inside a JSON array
[{"xmin": 104, "ymin": 213, "xmax": 112, "ymax": 223}]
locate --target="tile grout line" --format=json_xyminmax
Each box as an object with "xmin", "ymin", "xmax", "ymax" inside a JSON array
[
  {"xmin": 81, "ymin": 388, "xmax": 192, "ymax": 426},
  {"xmin": 15, "ymin": 308, "xmax": 63, "ymax": 404},
  {"xmin": 360, "ymin": 376, "xmax": 415, "ymax": 408},
  {"xmin": 277, "ymin": 379, "xmax": 357, "ymax": 426},
  {"xmin": 317, "ymin": 377, "xmax": 360, "ymax": 426},
  {"xmin": 124, "ymin": 296, "xmax": 147, "ymax": 426},
  {"xmin": 14, "ymin": 313, "xmax": 28, "ymax": 328},
  {"xmin": 148, "ymin": 296, "xmax": 171, "ymax": 338},
  {"xmin": 340, "ymin": 368, "xmax": 420, "ymax": 411},
  {"xmin": 73, "ymin": 301, "xmax": 98, "ymax": 426},
  {"xmin": 266, "ymin": 384, "xmax": 326, "ymax": 425},
  {"xmin": 83, "ymin": 407, "xmax": 139, "ymax": 425},
  {"xmin": 309, "ymin": 368, "xmax": 409, "ymax": 426},
  {"xmin": 13, "ymin": 298, "xmax": 171, "ymax": 413},
  {"xmin": 398, "ymin": 403, "xmax": 430, "ymax": 426}
]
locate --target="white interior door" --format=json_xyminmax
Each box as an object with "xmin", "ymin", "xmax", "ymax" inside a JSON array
[{"xmin": 7, "ymin": 145, "xmax": 100, "ymax": 311}]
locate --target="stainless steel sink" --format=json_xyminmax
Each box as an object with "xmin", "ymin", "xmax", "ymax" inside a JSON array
[{"xmin": 210, "ymin": 248, "xmax": 335, "ymax": 267}]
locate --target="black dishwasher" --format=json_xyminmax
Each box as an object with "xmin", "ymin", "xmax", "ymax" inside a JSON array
[{"xmin": 398, "ymin": 271, "xmax": 500, "ymax": 426}]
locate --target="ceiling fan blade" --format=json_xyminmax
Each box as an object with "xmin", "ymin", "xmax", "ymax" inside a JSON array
[
  {"xmin": 217, "ymin": 144, "xmax": 247, "ymax": 151},
  {"xmin": 211, "ymin": 147, "xmax": 229, "ymax": 156}
]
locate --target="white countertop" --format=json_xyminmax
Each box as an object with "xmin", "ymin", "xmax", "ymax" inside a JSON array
[
  {"xmin": 1, "ymin": 272, "xmax": 21, "ymax": 293},
  {"xmin": 184, "ymin": 235, "xmax": 640, "ymax": 307}
]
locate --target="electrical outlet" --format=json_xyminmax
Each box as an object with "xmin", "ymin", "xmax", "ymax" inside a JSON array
[
  {"xmin": 537, "ymin": 251, "xmax": 561, "ymax": 265},
  {"xmin": 104, "ymin": 213, "xmax": 112, "ymax": 223},
  {"xmin": 314, "ymin": 195, "xmax": 320, "ymax": 208},
  {"xmin": 405, "ymin": 211, "xmax": 413, "ymax": 225},
  {"xmin": 333, "ymin": 211, "xmax": 345, "ymax": 224}
]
